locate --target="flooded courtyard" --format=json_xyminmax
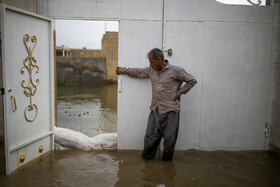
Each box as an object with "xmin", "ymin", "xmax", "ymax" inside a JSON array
[
  {"xmin": 0, "ymin": 149, "xmax": 280, "ymax": 186},
  {"xmin": 1, "ymin": 85, "xmax": 280, "ymax": 186}
]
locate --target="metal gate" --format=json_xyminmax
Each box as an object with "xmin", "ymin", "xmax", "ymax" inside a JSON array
[{"xmin": 1, "ymin": 4, "xmax": 55, "ymax": 174}]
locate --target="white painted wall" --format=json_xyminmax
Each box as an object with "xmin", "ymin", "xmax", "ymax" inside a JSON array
[{"xmin": 45, "ymin": 0, "xmax": 278, "ymax": 150}]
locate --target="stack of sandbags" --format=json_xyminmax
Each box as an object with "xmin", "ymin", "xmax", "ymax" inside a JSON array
[{"xmin": 54, "ymin": 127, "xmax": 117, "ymax": 150}]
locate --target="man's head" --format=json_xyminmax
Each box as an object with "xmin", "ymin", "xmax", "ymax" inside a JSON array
[
  {"xmin": 147, "ymin": 48, "xmax": 164, "ymax": 61},
  {"xmin": 147, "ymin": 48, "xmax": 165, "ymax": 71}
]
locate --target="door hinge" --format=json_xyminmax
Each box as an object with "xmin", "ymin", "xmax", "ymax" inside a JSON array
[
  {"xmin": 0, "ymin": 87, "xmax": 4, "ymax": 95},
  {"xmin": 264, "ymin": 123, "xmax": 270, "ymax": 138}
]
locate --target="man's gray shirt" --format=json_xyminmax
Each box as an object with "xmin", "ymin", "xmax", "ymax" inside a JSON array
[{"xmin": 118, "ymin": 62, "xmax": 197, "ymax": 114}]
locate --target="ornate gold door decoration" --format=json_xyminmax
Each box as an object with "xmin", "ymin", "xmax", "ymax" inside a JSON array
[{"xmin": 21, "ymin": 34, "xmax": 39, "ymax": 122}]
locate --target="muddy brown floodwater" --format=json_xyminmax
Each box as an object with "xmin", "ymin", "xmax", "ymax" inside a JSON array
[
  {"xmin": 0, "ymin": 149, "xmax": 280, "ymax": 187},
  {"xmin": 57, "ymin": 85, "xmax": 117, "ymax": 137}
]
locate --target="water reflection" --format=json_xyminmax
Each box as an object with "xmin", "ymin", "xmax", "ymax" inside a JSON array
[
  {"xmin": 57, "ymin": 85, "xmax": 117, "ymax": 137},
  {"xmin": 1, "ymin": 150, "xmax": 280, "ymax": 186},
  {"xmin": 115, "ymin": 153, "xmax": 177, "ymax": 187},
  {"xmin": 141, "ymin": 160, "xmax": 176, "ymax": 186},
  {"xmin": 54, "ymin": 150, "xmax": 119, "ymax": 187}
]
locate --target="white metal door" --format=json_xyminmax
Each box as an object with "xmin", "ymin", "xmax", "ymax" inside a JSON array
[
  {"xmin": 117, "ymin": 0, "xmax": 163, "ymax": 149},
  {"xmin": 1, "ymin": 4, "xmax": 54, "ymax": 174}
]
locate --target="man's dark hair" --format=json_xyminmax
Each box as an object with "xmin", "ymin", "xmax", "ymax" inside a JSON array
[{"xmin": 147, "ymin": 48, "xmax": 164, "ymax": 60}]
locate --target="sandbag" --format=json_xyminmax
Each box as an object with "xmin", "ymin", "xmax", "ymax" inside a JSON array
[
  {"xmin": 54, "ymin": 127, "xmax": 91, "ymax": 149},
  {"xmin": 88, "ymin": 133, "xmax": 117, "ymax": 150},
  {"xmin": 54, "ymin": 127, "xmax": 117, "ymax": 150}
]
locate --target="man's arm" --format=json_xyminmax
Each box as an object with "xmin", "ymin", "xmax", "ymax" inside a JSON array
[
  {"xmin": 116, "ymin": 66, "xmax": 150, "ymax": 78},
  {"xmin": 174, "ymin": 67, "xmax": 197, "ymax": 101}
]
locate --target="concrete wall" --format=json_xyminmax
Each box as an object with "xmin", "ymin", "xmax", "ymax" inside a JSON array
[
  {"xmin": 56, "ymin": 56, "xmax": 106, "ymax": 85},
  {"xmin": 271, "ymin": 5, "xmax": 280, "ymax": 156}
]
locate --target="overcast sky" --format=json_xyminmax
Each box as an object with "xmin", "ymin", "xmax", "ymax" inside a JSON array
[
  {"xmin": 56, "ymin": 20, "xmax": 118, "ymax": 49},
  {"xmin": 55, "ymin": 0, "xmax": 265, "ymax": 49}
]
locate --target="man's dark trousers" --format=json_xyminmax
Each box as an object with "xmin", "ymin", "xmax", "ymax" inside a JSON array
[{"xmin": 142, "ymin": 108, "xmax": 179, "ymax": 161}]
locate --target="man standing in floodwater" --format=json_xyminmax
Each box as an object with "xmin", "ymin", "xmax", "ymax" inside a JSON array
[{"xmin": 116, "ymin": 48, "xmax": 197, "ymax": 161}]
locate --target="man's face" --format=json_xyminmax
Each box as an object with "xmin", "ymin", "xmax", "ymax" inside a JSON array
[{"xmin": 148, "ymin": 55, "xmax": 162, "ymax": 71}]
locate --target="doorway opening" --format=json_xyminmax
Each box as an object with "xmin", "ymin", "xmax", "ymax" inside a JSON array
[{"xmin": 55, "ymin": 20, "xmax": 119, "ymax": 138}]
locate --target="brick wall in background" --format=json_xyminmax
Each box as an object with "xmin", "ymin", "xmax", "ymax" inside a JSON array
[
  {"xmin": 71, "ymin": 49, "xmax": 103, "ymax": 58},
  {"xmin": 56, "ymin": 56, "xmax": 106, "ymax": 85},
  {"xmin": 102, "ymin": 32, "xmax": 118, "ymax": 83}
]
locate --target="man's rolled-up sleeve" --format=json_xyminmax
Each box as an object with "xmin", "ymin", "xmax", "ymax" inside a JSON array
[{"xmin": 118, "ymin": 67, "xmax": 150, "ymax": 79}]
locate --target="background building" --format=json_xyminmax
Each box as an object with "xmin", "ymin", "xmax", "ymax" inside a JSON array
[{"xmin": 56, "ymin": 31, "xmax": 118, "ymax": 85}]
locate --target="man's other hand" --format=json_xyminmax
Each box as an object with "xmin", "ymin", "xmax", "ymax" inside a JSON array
[
  {"xmin": 116, "ymin": 67, "xmax": 121, "ymax": 75},
  {"xmin": 174, "ymin": 95, "xmax": 181, "ymax": 102}
]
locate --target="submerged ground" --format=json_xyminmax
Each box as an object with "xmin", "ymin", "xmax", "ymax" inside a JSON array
[{"xmin": 1, "ymin": 149, "xmax": 280, "ymax": 186}]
